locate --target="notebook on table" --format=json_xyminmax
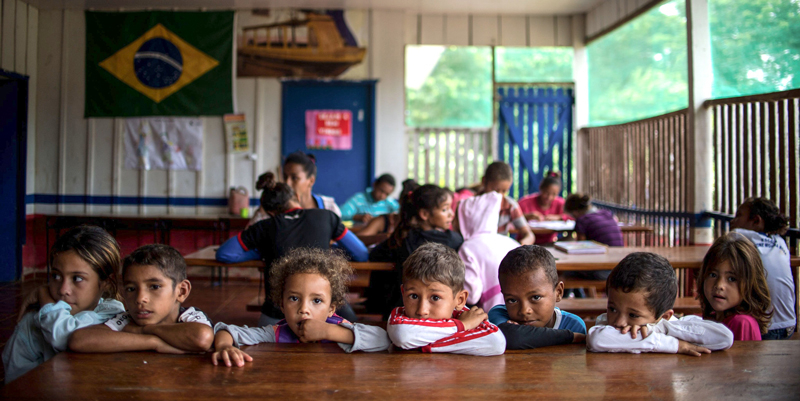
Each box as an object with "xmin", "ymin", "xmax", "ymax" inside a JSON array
[{"xmin": 554, "ymin": 240, "xmax": 608, "ymax": 254}]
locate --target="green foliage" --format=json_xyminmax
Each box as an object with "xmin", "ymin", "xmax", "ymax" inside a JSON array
[
  {"xmin": 710, "ymin": 0, "xmax": 800, "ymax": 98},
  {"xmin": 495, "ymin": 47, "xmax": 574, "ymax": 82},
  {"xmin": 405, "ymin": 46, "xmax": 493, "ymax": 127},
  {"xmin": 588, "ymin": 0, "xmax": 689, "ymax": 126}
]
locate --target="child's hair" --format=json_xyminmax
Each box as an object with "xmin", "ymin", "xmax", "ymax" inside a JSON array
[
  {"xmin": 606, "ymin": 252, "xmax": 677, "ymax": 317},
  {"xmin": 564, "ymin": 193, "xmax": 591, "ymax": 214},
  {"xmin": 388, "ymin": 184, "xmax": 452, "ymax": 248},
  {"xmin": 49, "ymin": 225, "xmax": 121, "ymax": 301},
  {"xmin": 498, "ymin": 245, "xmax": 558, "ymax": 288},
  {"xmin": 256, "ymin": 172, "xmax": 295, "ymax": 212},
  {"xmin": 375, "ymin": 173, "xmax": 396, "ymax": 188},
  {"xmin": 402, "ymin": 243, "xmax": 465, "ymax": 294},
  {"xmin": 540, "ymin": 170, "xmax": 562, "ymax": 190},
  {"xmin": 696, "ymin": 232, "xmax": 772, "ymax": 333},
  {"xmin": 122, "ymin": 244, "xmax": 187, "ymax": 287},
  {"xmin": 483, "ymin": 161, "xmax": 513, "ymax": 183},
  {"xmin": 739, "ymin": 197, "xmax": 789, "ymax": 235},
  {"xmin": 284, "ymin": 151, "xmax": 317, "ymax": 178},
  {"xmin": 269, "ymin": 247, "xmax": 354, "ymax": 309}
]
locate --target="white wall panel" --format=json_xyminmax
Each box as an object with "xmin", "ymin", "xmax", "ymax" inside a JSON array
[
  {"xmin": 340, "ymin": 9, "xmax": 369, "ymax": 79},
  {"xmin": 529, "ymin": 15, "xmax": 555, "ymax": 46},
  {"xmin": 586, "ymin": 0, "xmax": 658, "ymax": 40},
  {"xmin": 443, "ymin": 15, "xmax": 469, "ymax": 46},
  {"xmin": 25, "ymin": 6, "xmax": 38, "ymax": 215},
  {"xmin": 256, "ymin": 78, "xmax": 282, "ymax": 184},
  {"xmin": 1, "ymin": 0, "xmax": 15, "ymax": 70},
  {"xmin": 556, "ymin": 15, "xmax": 572, "ymax": 46},
  {"xmin": 404, "ymin": 12, "xmax": 418, "ymax": 45},
  {"xmin": 34, "ymin": 9, "xmax": 61, "ymax": 197},
  {"xmin": 471, "ymin": 15, "xmax": 498, "ymax": 46},
  {"xmin": 372, "ymin": 9, "xmax": 406, "ymax": 197},
  {"xmin": 500, "ymin": 16, "xmax": 526, "ymax": 47},
  {"xmin": 14, "ymin": 1, "xmax": 26, "ymax": 73},
  {"xmin": 62, "ymin": 10, "xmax": 87, "ymax": 199},
  {"xmin": 420, "ymin": 14, "xmax": 444, "ymax": 45}
]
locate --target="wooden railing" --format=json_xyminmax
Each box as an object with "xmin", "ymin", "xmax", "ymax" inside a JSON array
[
  {"xmin": 406, "ymin": 127, "xmax": 492, "ymax": 190},
  {"xmin": 579, "ymin": 109, "xmax": 692, "ymax": 247},
  {"xmin": 707, "ymin": 88, "xmax": 800, "ymax": 255}
]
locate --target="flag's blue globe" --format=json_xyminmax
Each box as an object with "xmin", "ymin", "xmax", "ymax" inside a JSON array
[{"xmin": 134, "ymin": 38, "xmax": 183, "ymax": 88}]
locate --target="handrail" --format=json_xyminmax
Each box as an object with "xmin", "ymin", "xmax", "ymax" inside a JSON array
[
  {"xmin": 580, "ymin": 108, "xmax": 688, "ymax": 130},
  {"xmin": 703, "ymin": 88, "xmax": 800, "ymax": 107}
]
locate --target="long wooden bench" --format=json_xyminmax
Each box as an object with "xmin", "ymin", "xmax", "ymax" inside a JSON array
[{"xmin": 555, "ymin": 296, "xmax": 702, "ymax": 319}]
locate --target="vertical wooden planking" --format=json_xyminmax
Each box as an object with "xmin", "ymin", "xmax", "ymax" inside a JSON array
[
  {"xmin": 85, "ymin": 119, "xmax": 95, "ymax": 214},
  {"xmin": 15, "ymin": 0, "xmax": 26, "ymax": 73},
  {"xmin": 555, "ymin": 16, "xmax": 572, "ymax": 46},
  {"xmin": 752, "ymin": 102, "xmax": 761, "ymax": 197},
  {"xmin": 528, "ymin": 16, "xmax": 555, "ymax": 46},
  {"xmin": 790, "ymin": 98, "xmax": 798, "ymax": 231},
  {"xmin": 743, "ymin": 103, "xmax": 751, "ymax": 198},
  {"xmin": 778, "ymin": 99, "xmax": 788, "ymax": 216},
  {"xmin": 769, "ymin": 101, "xmax": 778, "ymax": 204},
  {"xmin": 500, "ymin": 16, "xmax": 526, "ymax": 47},
  {"xmin": 471, "ymin": 15, "xmax": 498, "ymax": 46},
  {"xmin": 404, "ymin": 12, "xmax": 418, "ymax": 45},
  {"xmin": 112, "ymin": 119, "xmax": 122, "ymax": 214},
  {"xmin": 760, "ymin": 101, "xmax": 769, "ymax": 198},
  {"xmin": 444, "ymin": 15, "xmax": 469, "ymax": 46},
  {"xmin": 1, "ymin": 0, "xmax": 16, "ymax": 71}
]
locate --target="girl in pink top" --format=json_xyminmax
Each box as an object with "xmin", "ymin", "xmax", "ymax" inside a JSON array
[
  {"xmin": 696, "ymin": 232, "xmax": 773, "ymax": 341},
  {"xmin": 518, "ymin": 171, "xmax": 569, "ymax": 244}
]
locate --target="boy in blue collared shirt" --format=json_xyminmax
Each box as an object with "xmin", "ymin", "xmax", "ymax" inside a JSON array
[
  {"xmin": 339, "ymin": 174, "xmax": 399, "ymax": 222},
  {"xmin": 488, "ymin": 245, "xmax": 586, "ymax": 349}
]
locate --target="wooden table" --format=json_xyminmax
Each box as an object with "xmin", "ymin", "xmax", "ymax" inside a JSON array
[
  {"xmin": 4, "ymin": 341, "xmax": 799, "ymax": 399},
  {"xmin": 551, "ymin": 245, "xmax": 717, "ymax": 271},
  {"xmin": 184, "ymin": 246, "xmax": 394, "ymax": 271}
]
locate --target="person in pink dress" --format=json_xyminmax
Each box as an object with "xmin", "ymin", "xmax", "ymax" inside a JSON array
[
  {"xmin": 695, "ymin": 232, "xmax": 773, "ymax": 341},
  {"xmin": 518, "ymin": 171, "xmax": 569, "ymax": 244}
]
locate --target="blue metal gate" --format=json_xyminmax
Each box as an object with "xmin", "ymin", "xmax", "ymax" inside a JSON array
[{"xmin": 497, "ymin": 86, "xmax": 574, "ymax": 199}]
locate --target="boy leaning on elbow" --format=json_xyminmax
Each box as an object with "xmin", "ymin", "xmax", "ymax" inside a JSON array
[
  {"xmin": 586, "ymin": 252, "xmax": 733, "ymax": 355},
  {"xmin": 69, "ymin": 245, "xmax": 214, "ymax": 354}
]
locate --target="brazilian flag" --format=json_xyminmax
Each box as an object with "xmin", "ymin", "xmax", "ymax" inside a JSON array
[{"xmin": 85, "ymin": 11, "xmax": 233, "ymax": 117}]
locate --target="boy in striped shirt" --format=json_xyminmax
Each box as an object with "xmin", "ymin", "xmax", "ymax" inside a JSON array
[{"xmin": 387, "ymin": 243, "xmax": 506, "ymax": 356}]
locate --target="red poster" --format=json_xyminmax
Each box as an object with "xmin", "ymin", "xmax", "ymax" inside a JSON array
[{"xmin": 306, "ymin": 110, "xmax": 352, "ymax": 150}]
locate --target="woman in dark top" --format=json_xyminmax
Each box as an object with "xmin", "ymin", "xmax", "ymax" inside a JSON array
[
  {"xmin": 216, "ymin": 173, "xmax": 368, "ymax": 326},
  {"xmin": 366, "ymin": 183, "xmax": 464, "ymax": 317}
]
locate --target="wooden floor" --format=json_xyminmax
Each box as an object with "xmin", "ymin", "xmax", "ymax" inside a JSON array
[{"xmin": 0, "ymin": 278, "xmax": 262, "ymax": 386}]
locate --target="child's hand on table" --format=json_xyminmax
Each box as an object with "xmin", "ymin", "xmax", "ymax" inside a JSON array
[
  {"xmin": 619, "ymin": 324, "xmax": 649, "ymax": 339},
  {"xmin": 677, "ymin": 340, "xmax": 711, "ymax": 356},
  {"xmin": 572, "ymin": 333, "xmax": 586, "ymax": 343},
  {"xmin": 458, "ymin": 306, "xmax": 488, "ymax": 331},
  {"xmin": 212, "ymin": 345, "xmax": 252, "ymax": 366}
]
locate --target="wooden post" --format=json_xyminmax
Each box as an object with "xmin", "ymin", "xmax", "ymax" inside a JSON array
[
  {"xmin": 686, "ymin": 0, "xmax": 714, "ymax": 245},
  {"xmin": 572, "ymin": 14, "xmax": 588, "ymax": 193}
]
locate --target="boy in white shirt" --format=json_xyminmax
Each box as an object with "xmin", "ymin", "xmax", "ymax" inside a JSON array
[{"xmin": 587, "ymin": 252, "xmax": 733, "ymax": 355}]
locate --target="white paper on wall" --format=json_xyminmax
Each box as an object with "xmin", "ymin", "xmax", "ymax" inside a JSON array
[{"xmin": 124, "ymin": 117, "xmax": 203, "ymax": 171}]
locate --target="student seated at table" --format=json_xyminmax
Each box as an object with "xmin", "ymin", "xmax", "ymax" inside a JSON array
[
  {"xmin": 477, "ymin": 162, "xmax": 535, "ymax": 245},
  {"xmin": 730, "ymin": 197, "xmax": 795, "ymax": 340},
  {"xmin": 247, "ymin": 152, "xmax": 341, "ymax": 228},
  {"xmin": 211, "ymin": 248, "xmax": 390, "ymax": 366},
  {"xmin": 386, "ymin": 243, "xmax": 506, "ymax": 356},
  {"xmin": 216, "ymin": 172, "xmax": 368, "ymax": 326},
  {"xmin": 695, "ymin": 232, "xmax": 772, "ymax": 341},
  {"xmin": 366, "ymin": 184, "xmax": 462, "ymax": 317},
  {"xmin": 69, "ymin": 244, "xmax": 214, "ymax": 354},
  {"xmin": 488, "ymin": 245, "xmax": 586, "ymax": 350},
  {"xmin": 452, "ymin": 191, "xmax": 520, "ymax": 311},
  {"xmin": 518, "ymin": 171, "xmax": 569, "ymax": 245},
  {"xmin": 3, "ymin": 226, "xmax": 126, "ymax": 383},
  {"xmin": 587, "ymin": 252, "xmax": 733, "ymax": 355},
  {"xmin": 562, "ymin": 193, "xmax": 623, "ymax": 285},
  {"xmin": 339, "ymin": 173, "xmax": 400, "ymax": 223},
  {"xmin": 350, "ymin": 180, "xmax": 419, "ymax": 237}
]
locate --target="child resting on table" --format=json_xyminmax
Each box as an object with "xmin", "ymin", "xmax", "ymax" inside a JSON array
[
  {"xmin": 212, "ymin": 248, "xmax": 390, "ymax": 366},
  {"xmin": 587, "ymin": 252, "xmax": 734, "ymax": 355},
  {"xmin": 730, "ymin": 197, "xmax": 795, "ymax": 340},
  {"xmin": 366, "ymin": 184, "xmax": 463, "ymax": 317},
  {"xmin": 68, "ymin": 244, "xmax": 214, "ymax": 354},
  {"xmin": 387, "ymin": 243, "xmax": 506, "ymax": 356},
  {"xmin": 488, "ymin": 245, "xmax": 586, "ymax": 350},
  {"xmin": 3, "ymin": 226, "xmax": 126, "ymax": 383},
  {"xmin": 695, "ymin": 232, "xmax": 772, "ymax": 341}
]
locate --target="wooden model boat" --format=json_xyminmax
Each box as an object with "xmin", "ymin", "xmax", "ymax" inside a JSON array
[{"xmin": 237, "ymin": 12, "xmax": 366, "ymax": 77}]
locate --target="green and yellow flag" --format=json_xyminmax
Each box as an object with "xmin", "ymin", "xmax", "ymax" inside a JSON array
[{"xmin": 85, "ymin": 11, "xmax": 233, "ymax": 117}]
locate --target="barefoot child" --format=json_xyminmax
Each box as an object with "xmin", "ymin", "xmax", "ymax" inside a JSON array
[
  {"xmin": 212, "ymin": 248, "xmax": 390, "ymax": 366},
  {"xmin": 2, "ymin": 226, "xmax": 126, "ymax": 383},
  {"xmin": 488, "ymin": 245, "xmax": 586, "ymax": 350},
  {"xmin": 587, "ymin": 252, "xmax": 733, "ymax": 355},
  {"xmin": 696, "ymin": 232, "xmax": 772, "ymax": 341},
  {"xmin": 69, "ymin": 244, "xmax": 214, "ymax": 353},
  {"xmin": 387, "ymin": 243, "xmax": 506, "ymax": 356}
]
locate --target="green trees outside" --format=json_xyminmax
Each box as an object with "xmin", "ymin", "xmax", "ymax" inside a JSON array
[
  {"xmin": 495, "ymin": 47, "xmax": 574, "ymax": 83},
  {"xmin": 710, "ymin": 0, "xmax": 800, "ymax": 98}
]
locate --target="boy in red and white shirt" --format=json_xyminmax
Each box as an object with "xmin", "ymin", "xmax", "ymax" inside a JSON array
[{"xmin": 387, "ymin": 243, "xmax": 505, "ymax": 356}]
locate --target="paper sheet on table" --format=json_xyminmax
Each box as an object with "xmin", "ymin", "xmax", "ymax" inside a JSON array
[{"xmin": 527, "ymin": 220, "xmax": 576, "ymax": 231}]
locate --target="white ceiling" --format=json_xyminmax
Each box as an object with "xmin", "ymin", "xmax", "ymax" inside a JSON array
[{"xmin": 23, "ymin": 0, "xmax": 601, "ymax": 14}]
